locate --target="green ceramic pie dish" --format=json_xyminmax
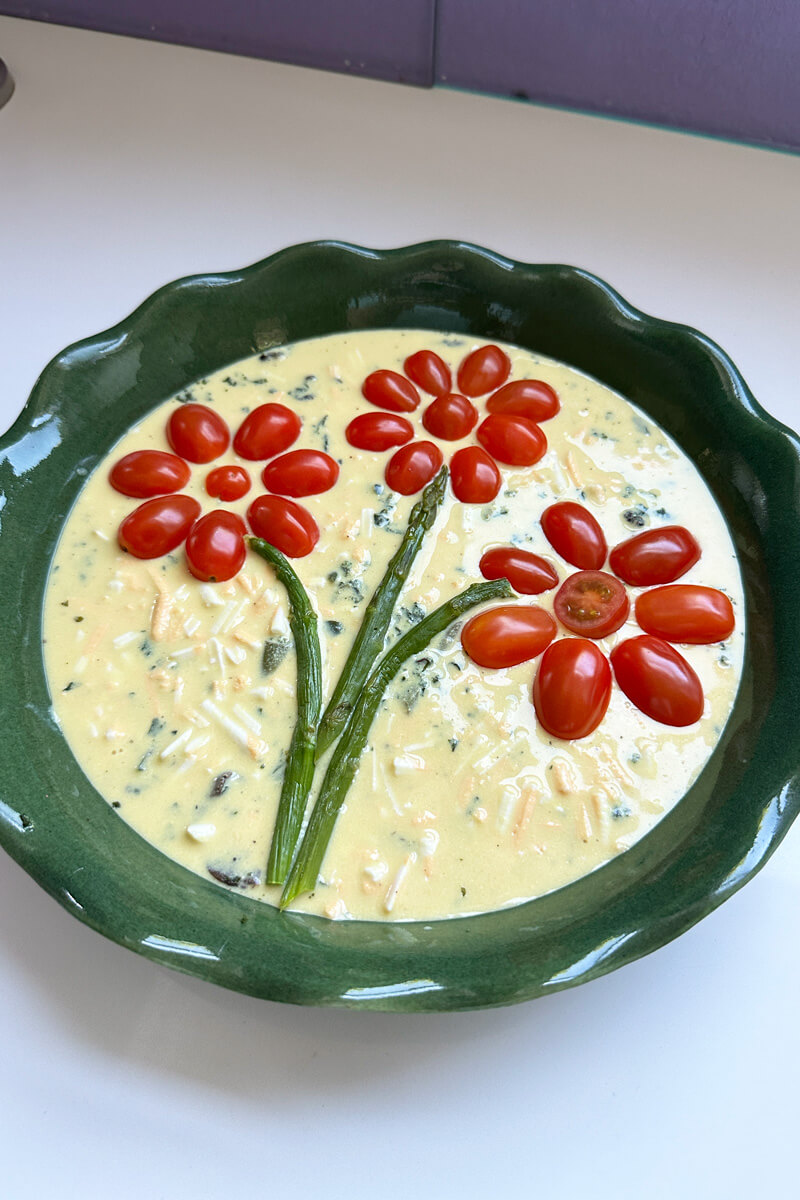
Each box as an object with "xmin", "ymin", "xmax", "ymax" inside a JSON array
[{"xmin": 1, "ymin": 240, "xmax": 799, "ymax": 1011}]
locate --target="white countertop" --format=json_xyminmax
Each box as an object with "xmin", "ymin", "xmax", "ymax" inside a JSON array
[{"xmin": 2, "ymin": 15, "xmax": 799, "ymax": 1198}]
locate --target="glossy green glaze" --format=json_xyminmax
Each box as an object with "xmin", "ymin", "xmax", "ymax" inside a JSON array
[{"xmin": 1, "ymin": 241, "xmax": 798, "ymax": 1011}]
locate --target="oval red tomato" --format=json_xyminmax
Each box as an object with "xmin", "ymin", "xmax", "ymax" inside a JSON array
[
  {"xmin": 118, "ymin": 495, "xmax": 201, "ymax": 559},
  {"xmin": 385, "ymin": 441, "xmax": 443, "ymax": 495},
  {"xmin": 403, "ymin": 350, "xmax": 451, "ymax": 397},
  {"xmin": 611, "ymin": 635, "xmax": 704, "ymax": 726},
  {"xmin": 262, "ymin": 449, "xmax": 340, "ymax": 497},
  {"xmin": 609, "ymin": 525, "xmax": 701, "ymax": 586},
  {"xmin": 461, "ymin": 605, "xmax": 556, "ymax": 669},
  {"xmin": 232, "ymin": 403, "xmax": 301, "ymax": 460},
  {"xmin": 635, "ymin": 585, "xmax": 735, "ymax": 644},
  {"xmin": 362, "ymin": 369, "xmax": 420, "ymax": 413},
  {"xmin": 185, "ymin": 511, "xmax": 247, "ymax": 582},
  {"xmin": 205, "ymin": 464, "xmax": 251, "ymax": 502},
  {"xmin": 479, "ymin": 547, "xmax": 559, "ymax": 594},
  {"xmin": 554, "ymin": 571, "xmax": 630, "ymax": 638},
  {"xmin": 422, "ymin": 393, "xmax": 479, "ymax": 440},
  {"xmin": 486, "ymin": 379, "xmax": 560, "ymax": 422},
  {"xmin": 109, "ymin": 450, "xmax": 190, "ymax": 498},
  {"xmin": 541, "ymin": 501, "xmax": 607, "ymax": 570},
  {"xmin": 166, "ymin": 404, "xmax": 229, "ymax": 463},
  {"xmin": 449, "ymin": 446, "xmax": 502, "ymax": 503},
  {"xmin": 247, "ymin": 494, "xmax": 319, "ymax": 557},
  {"xmin": 533, "ymin": 638, "xmax": 612, "ymax": 740},
  {"xmin": 345, "ymin": 412, "xmax": 414, "ymax": 451},
  {"xmin": 456, "ymin": 345, "xmax": 511, "ymax": 396},
  {"xmin": 476, "ymin": 413, "xmax": 547, "ymax": 466}
]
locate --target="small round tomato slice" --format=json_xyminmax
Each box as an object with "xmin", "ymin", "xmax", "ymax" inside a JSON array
[
  {"xmin": 533, "ymin": 638, "xmax": 612, "ymax": 740},
  {"xmin": 449, "ymin": 446, "xmax": 502, "ymax": 503},
  {"xmin": 362, "ymin": 369, "xmax": 420, "ymax": 413},
  {"xmin": 232, "ymin": 403, "xmax": 301, "ymax": 460},
  {"xmin": 461, "ymin": 605, "xmax": 556, "ymax": 668},
  {"xmin": 476, "ymin": 413, "xmax": 547, "ymax": 466},
  {"xmin": 635, "ymin": 585, "xmax": 735, "ymax": 644},
  {"xmin": 345, "ymin": 412, "xmax": 414, "ymax": 451},
  {"xmin": 118, "ymin": 495, "xmax": 201, "ymax": 559},
  {"xmin": 262, "ymin": 449, "xmax": 339, "ymax": 497},
  {"xmin": 479, "ymin": 547, "xmax": 558, "ymax": 594},
  {"xmin": 205, "ymin": 465, "xmax": 251, "ymax": 502},
  {"xmin": 486, "ymin": 379, "xmax": 560, "ymax": 422},
  {"xmin": 609, "ymin": 525, "xmax": 701, "ymax": 586},
  {"xmin": 457, "ymin": 345, "xmax": 511, "ymax": 396},
  {"xmin": 166, "ymin": 404, "xmax": 229, "ymax": 463},
  {"xmin": 541, "ymin": 501, "xmax": 607, "ymax": 570},
  {"xmin": 403, "ymin": 350, "xmax": 451, "ymax": 397},
  {"xmin": 554, "ymin": 571, "xmax": 630, "ymax": 638},
  {"xmin": 422, "ymin": 393, "xmax": 479, "ymax": 440},
  {"xmin": 385, "ymin": 441, "xmax": 443, "ymax": 495},
  {"xmin": 611, "ymin": 635, "xmax": 704, "ymax": 726},
  {"xmin": 247, "ymin": 494, "xmax": 319, "ymax": 557},
  {"xmin": 109, "ymin": 450, "xmax": 190, "ymax": 498},
  {"xmin": 185, "ymin": 510, "xmax": 247, "ymax": 582}
]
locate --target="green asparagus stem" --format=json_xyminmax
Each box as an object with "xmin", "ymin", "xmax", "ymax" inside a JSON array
[
  {"xmin": 248, "ymin": 537, "xmax": 322, "ymax": 885},
  {"xmin": 280, "ymin": 577, "xmax": 513, "ymax": 907},
  {"xmin": 315, "ymin": 465, "xmax": 448, "ymax": 760}
]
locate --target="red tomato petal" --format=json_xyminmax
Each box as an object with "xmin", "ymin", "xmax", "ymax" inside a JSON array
[
  {"xmin": 634, "ymin": 585, "xmax": 735, "ymax": 644},
  {"xmin": 476, "ymin": 413, "xmax": 547, "ymax": 466},
  {"xmin": 541, "ymin": 501, "xmax": 607, "ymax": 570},
  {"xmin": 461, "ymin": 605, "xmax": 556, "ymax": 668},
  {"xmin": 533, "ymin": 638, "xmax": 612, "ymax": 740},
  {"xmin": 247, "ymin": 495, "xmax": 320, "ymax": 558},
  {"xmin": 109, "ymin": 450, "xmax": 191, "ymax": 498},
  {"xmin": 611, "ymin": 635, "xmax": 704, "ymax": 726},
  {"xmin": 185, "ymin": 511, "xmax": 247, "ymax": 582},
  {"xmin": 456, "ymin": 345, "xmax": 511, "ymax": 396},
  {"xmin": 479, "ymin": 547, "xmax": 559, "ymax": 594},
  {"xmin": 403, "ymin": 350, "xmax": 451, "ymax": 397},
  {"xmin": 262, "ymin": 449, "xmax": 340, "ymax": 497},
  {"xmin": 609, "ymin": 525, "xmax": 701, "ymax": 586},
  {"xmin": 385, "ymin": 441, "xmax": 443, "ymax": 495},
  {"xmin": 232, "ymin": 403, "xmax": 301, "ymax": 460},
  {"xmin": 345, "ymin": 412, "xmax": 414, "ymax": 451},
  {"xmin": 486, "ymin": 379, "xmax": 561, "ymax": 422},
  {"xmin": 362, "ymin": 370, "xmax": 420, "ymax": 413},
  {"xmin": 118, "ymin": 495, "xmax": 201, "ymax": 559},
  {"xmin": 449, "ymin": 446, "xmax": 502, "ymax": 503},
  {"xmin": 166, "ymin": 404, "xmax": 230, "ymax": 464}
]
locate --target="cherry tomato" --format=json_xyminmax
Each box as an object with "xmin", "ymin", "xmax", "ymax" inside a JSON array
[
  {"xmin": 422, "ymin": 393, "xmax": 479, "ymax": 440},
  {"xmin": 456, "ymin": 345, "xmax": 511, "ymax": 396},
  {"xmin": 184, "ymin": 511, "xmax": 246, "ymax": 582},
  {"xmin": 609, "ymin": 525, "xmax": 701, "ymax": 586},
  {"xmin": 533, "ymin": 638, "xmax": 612, "ymax": 740},
  {"xmin": 247, "ymin": 494, "xmax": 320, "ymax": 557},
  {"xmin": 109, "ymin": 450, "xmax": 190, "ymax": 498},
  {"xmin": 205, "ymin": 464, "xmax": 251, "ymax": 502},
  {"xmin": 385, "ymin": 441, "xmax": 443, "ymax": 495},
  {"xmin": 232, "ymin": 403, "xmax": 301, "ymax": 460},
  {"xmin": 118, "ymin": 495, "xmax": 201, "ymax": 559},
  {"xmin": 479, "ymin": 547, "xmax": 558, "ymax": 594},
  {"xmin": 166, "ymin": 404, "xmax": 229, "ymax": 463},
  {"xmin": 554, "ymin": 571, "xmax": 630, "ymax": 638},
  {"xmin": 611, "ymin": 635, "xmax": 704, "ymax": 726},
  {"xmin": 541, "ymin": 501, "xmax": 607, "ymax": 570},
  {"xmin": 346, "ymin": 412, "xmax": 414, "ymax": 451},
  {"xmin": 362, "ymin": 369, "xmax": 420, "ymax": 413},
  {"xmin": 486, "ymin": 379, "xmax": 560, "ymax": 422},
  {"xmin": 404, "ymin": 350, "xmax": 451, "ymax": 396},
  {"xmin": 262, "ymin": 449, "xmax": 339, "ymax": 497},
  {"xmin": 449, "ymin": 446, "xmax": 502, "ymax": 503},
  {"xmin": 635, "ymin": 585, "xmax": 735, "ymax": 644},
  {"xmin": 461, "ymin": 605, "xmax": 556, "ymax": 669},
  {"xmin": 476, "ymin": 413, "xmax": 547, "ymax": 466}
]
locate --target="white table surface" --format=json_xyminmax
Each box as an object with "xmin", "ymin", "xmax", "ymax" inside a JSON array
[{"xmin": 2, "ymin": 15, "xmax": 799, "ymax": 1198}]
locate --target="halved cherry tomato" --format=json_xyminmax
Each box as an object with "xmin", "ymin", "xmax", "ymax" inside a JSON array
[
  {"xmin": 541, "ymin": 501, "xmax": 607, "ymax": 569},
  {"xmin": 385, "ymin": 441, "xmax": 443, "ymax": 495},
  {"xmin": 477, "ymin": 413, "xmax": 547, "ymax": 466},
  {"xmin": 205, "ymin": 464, "xmax": 251, "ymax": 502},
  {"xmin": 262, "ymin": 449, "xmax": 339, "ymax": 497},
  {"xmin": 422, "ymin": 393, "xmax": 479, "ymax": 440},
  {"xmin": 232, "ymin": 403, "xmax": 301, "ymax": 460},
  {"xmin": 247, "ymin": 494, "xmax": 319, "ymax": 557},
  {"xmin": 479, "ymin": 547, "xmax": 558, "ymax": 594},
  {"xmin": 554, "ymin": 571, "xmax": 630, "ymax": 638},
  {"xmin": 345, "ymin": 412, "xmax": 414, "ymax": 451},
  {"xmin": 456, "ymin": 345, "xmax": 511, "ymax": 396},
  {"xmin": 404, "ymin": 350, "xmax": 451, "ymax": 397},
  {"xmin": 109, "ymin": 450, "xmax": 190, "ymax": 498},
  {"xmin": 118, "ymin": 495, "xmax": 201, "ymax": 559},
  {"xmin": 185, "ymin": 511, "xmax": 247, "ymax": 582},
  {"xmin": 166, "ymin": 404, "xmax": 229, "ymax": 463},
  {"xmin": 362, "ymin": 370, "xmax": 420, "ymax": 413},
  {"xmin": 461, "ymin": 605, "xmax": 556, "ymax": 669},
  {"xmin": 533, "ymin": 638, "xmax": 612, "ymax": 740},
  {"xmin": 609, "ymin": 525, "xmax": 700, "ymax": 586},
  {"xmin": 486, "ymin": 379, "xmax": 560, "ymax": 422},
  {"xmin": 611, "ymin": 635, "xmax": 704, "ymax": 726},
  {"xmin": 635, "ymin": 585, "xmax": 735, "ymax": 644},
  {"xmin": 449, "ymin": 446, "xmax": 502, "ymax": 503}
]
